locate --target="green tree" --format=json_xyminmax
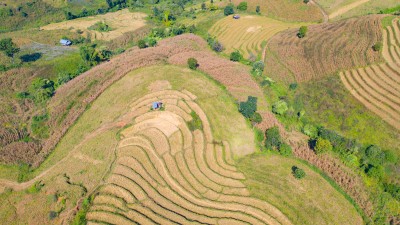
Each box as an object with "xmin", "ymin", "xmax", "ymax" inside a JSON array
[
  {"xmin": 237, "ymin": 2, "xmax": 248, "ymax": 11},
  {"xmin": 239, "ymin": 96, "xmax": 257, "ymax": 118},
  {"xmin": 373, "ymin": 42, "xmax": 383, "ymax": 51},
  {"xmin": 0, "ymin": 38, "xmax": 20, "ymax": 63},
  {"xmin": 314, "ymin": 137, "xmax": 332, "ymax": 154},
  {"xmin": 30, "ymin": 78, "xmax": 55, "ymax": 102},
  {"xmin": 292, "ymin": 166, "xmax": 306, "ymax": 179},
  {"xmin": 302, "ymin": 124, "xmax": 318, "ymax": 138},
  {"xmin": 80, "ymin": 45, "xmax": 99, "ymax": 66},
  {"xmin": 264, "ymin": 126, "xmax": 281, "ymax": 151},
  {"xmin": 230, "ymin": 50, "xmax": 242, "ymax": 61},
  {"xmin": 187, "ymin": 58, "xmax": 198, "ymax": 70},
  {"xmin": 256, "ymin": 5, "xmax": 260, "ymax": 14},
  {"xmin": 252, "ymin": 60, "xmax": 265, "ymax": 74},
  {"xmin": 279, "ymin": 143, "xmax": 292, "ymax": 156},
  {"xmin": 272, "ymin": 100, "xmax": 288, "ymax": 115},
  {"xmin": 366, "ymin": 166, "xmax": 384, "ymax": 180},
  {"xmin": 297, "ymin": 26, "xmax": 308, "ymax": 38},
  {"xmin": 224, "ymin": 4, "xmax": 235, "ymax": 16},
  {"xmin": 138, "ymin": 39, "xmax": 147, "ymax": 49}
]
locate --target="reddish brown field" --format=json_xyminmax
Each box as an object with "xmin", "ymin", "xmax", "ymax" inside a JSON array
[{"xmin": 265, "ymin": 15, "xmax": 383, "ymax": 83}]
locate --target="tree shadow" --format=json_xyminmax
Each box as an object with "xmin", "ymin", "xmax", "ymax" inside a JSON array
[{"xmin": 20, "ymin": 52, "xmax": 42, "ymax": 62}]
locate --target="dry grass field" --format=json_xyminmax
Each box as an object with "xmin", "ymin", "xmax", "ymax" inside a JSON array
[
  {"xmin": 340, "ymin": 18, "xmax": 400, "ymax": 130},
  {"xmin": 265, "ymin": 15, "xmax": 383, "ymax": 83},
  {"xmin": 209, "ymin": 15, "xmax": 307, "ymax": 59},
  {"xmin": 0, "ymin": 64, "xmax": 258, "ymax": 224},
  {"xmin": 86, "ymin": 70, "xmax": 291, "ymax": 224},
  {"xmin": 41, "ymin": 9, "xmax": 147, "ymax": 41},
  {"xmin": 315, "ymin": 0, "xmax": 399, "ymax": 20},
  {"xmin": 238, "ymin": 154, "xmax": 363, "ymax": 225},
  {"xmin": 230, "ymin": 0, "xmax": 323, "ymax": 22}
]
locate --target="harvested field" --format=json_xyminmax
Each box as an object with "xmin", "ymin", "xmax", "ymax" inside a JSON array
[
  {"xmin": 86, "ymin": 72, "xmax": 291, "ymax": 224},
  {"xmin": 41, "ymin": 9, "xmax": 147, "ymax": 41},
  {"xmin": 209, "ymin": 15, "xmax": 305, "ymax": 58},
  {"xmin": 340, "ymin": 18, "xmax": 400, "ymax": 130},
  {"xmin": 265, "ymin": 15, "xmax": 383, "ymax": 83},
  {"xmin": 229, "ymin": 0, "xmax": 323, "ymax": 22}
]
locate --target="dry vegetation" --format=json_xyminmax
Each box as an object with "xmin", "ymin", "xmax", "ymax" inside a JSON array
[
  {"xmin": 315, "ymin": 0, "xmax": 400, "ymax": 20},
  {"xmin": 340, "ymin": 18, "xmax": 400, "ymax": 130},
  {"xmin": 230, "ymin": 0, "xmax": 323, "ymax": 22},
  {"xmin": 87, "ymin": 88, "xmax": 291, "ymax": 225},
  {"xmin": 209, "ymin": 15, "xmax": 306, "ymax": 58},
  {"xmin": 0, "ymin": 64, "xmax": 257, "ymax": 224},
  {"xmin": 41, "ymin": 9, "xmax": 147, "ymax": 41},
  {"xmin": 265, "ymin": 15, "xmax": 383, "ymax": 83}
]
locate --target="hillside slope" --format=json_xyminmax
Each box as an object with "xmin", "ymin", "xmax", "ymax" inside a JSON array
[
  {"xmin": 340, "ymin": 18, "xmax": 400, "ymax": 130},
  {"xmin": 265, "ymin": 15, "xmax": 383, "ymax": 83}
]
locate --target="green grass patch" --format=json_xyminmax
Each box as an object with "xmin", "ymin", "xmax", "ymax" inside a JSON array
[
  {"xmin": 187, "ymin": 110, "xmax": 203, "ymax": 131},
  {"xmin": 238, "ymin": 153, "xmax": 364, "ymax": 225},
  {"xmin": 381, "ymin": 15, "xmax": 397, "ymax": 27}
]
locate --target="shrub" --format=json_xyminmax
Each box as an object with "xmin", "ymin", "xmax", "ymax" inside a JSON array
[
  {"xmin": 237, "ymin": 2, "xmax": 248, "ymax": 11},
  {"xmin": 302, "ymin": 124, "xmax": 318, "ymax": 138},
  {"xmin": 363, "ymin": 145, "xmax": 385, "ymax": 166},
  {"xmin": 49, "ymin": 211, "xmax": 58, "ymax": 220},
  {"xmin": 384, "ymin": 183, "xmax": 400, "ymax": 201},
  {"xmin": 297, "ymin": 26, "xmax": 308, "ymax": 38},
  {"xmin": 212, "ymin": 40, "xmax": 224, "ymax": 52},
  {"xmin": 187, "ymin": 58, "xmax": 198, "ymax": 70},
  {"xmin": 289, "ymin": 83, "xmax": 298, "ymax": 90},
  {"xmin": 187, "ymin": 111, "xmax": 203, "ymax": 131},
  {"xmin": 252, "ymin": 61, "xmax": 265, "ymax": 73},
  {"xmin": 256, "ymin": 5, "xmax": 260, "ymax": 14},
  {"xmin": 372, "ymin": 42, "xmax": 383, "ymax": 52},
  {"xmin": 279, "ymin": 143, "xmax": 292, "ymax": 156},
  {"xmin": 314, "ymin": 137, "xmax": 332, "ymax": 154},
  {"xmin": 239, "ymin": 96, "xmax": 257, "ymax": 118},
  {"xmin": 230, "ymin": 50, "xmax": 242, "ymax": 61},
  {"xmin": 88, "ymin": 21, "xmax": 112, "ymax": 32},
  {"xmin": 292, "ymin": 166, "xmax": 306, "ymax": 179},
  {"xmin": 31, "ymin": 113, "xmax": 49, "ymax": 139},
  {"xmin": 148, "ymin": 38, "xmax": 157, "ymax": 47},
  {"xmin": 250, "ymin": 112, "xmax": 262, "ymax": 124},
  {"xmin": 137, "ymin": 39, "xmax": 147, "ymax": 49},
  {"xmin": 366, "ymin": 165, "xmax": 384, "ymax": 179},
  {"xmin": 265, "ymin": 126, "xmax": 281, "ymax": 150},
  {"xmin": 272, "ymin": 100, "xmax": 288, "ymax": 115},
  {"xmin": 224, "ymin": 4, "xmax": 235, "ymax": 16},
  {"xmin": 30, "ymin": 78, "xmax": 55, "ymax": 102},
  {"xmin": 304, "ymin": 0, "xmax": 310, "ymax": 3}
]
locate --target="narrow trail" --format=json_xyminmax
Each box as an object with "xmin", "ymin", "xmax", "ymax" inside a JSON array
[
  {"xmin": 329, "ymin": 0, "xmax": 370, "ymax": 19},
  {"xmin": 310, "ymin": 0, "xmax": 328, "ymax": 23},
  {"xmin": 0, "ymin": 111, "xmax": 137, "ymax": 192}
]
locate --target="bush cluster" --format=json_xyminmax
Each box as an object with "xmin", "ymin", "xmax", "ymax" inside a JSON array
[{"xmin": 264, "ymin": 126, "xmax": 292, "ymax": 156}]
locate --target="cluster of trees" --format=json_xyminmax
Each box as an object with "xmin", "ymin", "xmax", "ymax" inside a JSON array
[
  {"xmin": 264, "ymin": 126, "xmax": 292, "ymax": 156},
  {"xmin": 224, "ymin": 2, "xmax": 260, "ymax": 16},
  {"xmin": 238, "ymin": 96, "xmax": 262, "ymax": 124},
  {"xmin": 0, "ymin": 38, "xmax": 20, "ymax": 64}
]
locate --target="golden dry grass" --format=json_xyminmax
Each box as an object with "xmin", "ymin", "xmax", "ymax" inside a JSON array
[
  {"xmin": 209, "ymin": 15, "xmax": 307, "ymax": 58},
  {"xmin": 41, "ymin": 9, "xmax": 147, "ymax": 41}
]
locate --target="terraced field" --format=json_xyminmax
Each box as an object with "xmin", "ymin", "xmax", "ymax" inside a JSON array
[
  {"xmin": 265, "ymin": 15, "xmax": 382, "ymax": 82},
  {"xmin": 86, "ymin": 89, "xmax": 292, "ymax": 225},
  {"xmin": 340, "ymin": 18, "xmax": 400, "ymax": 130},
  {"xmin": 209, "ymin": 15, "xmax": 304, "ymax": 59}
]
